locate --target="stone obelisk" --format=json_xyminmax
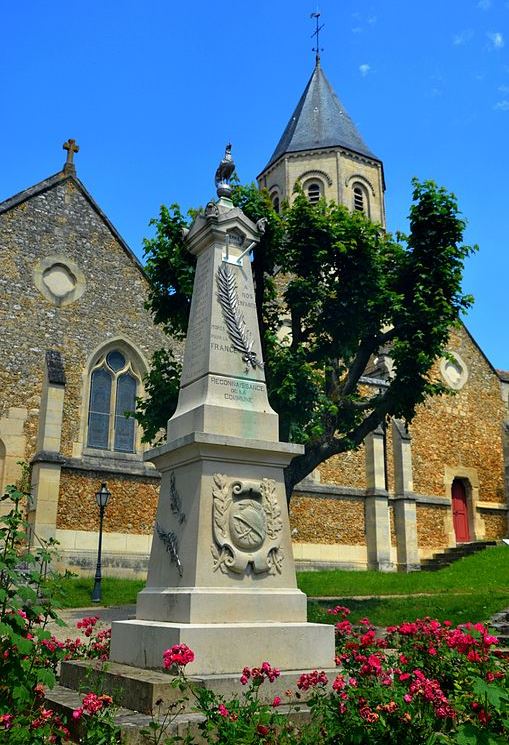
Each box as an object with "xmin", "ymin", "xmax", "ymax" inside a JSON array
[{"xmin": 110, "ymin": 146, "xmax": 334, "ymax": 674}]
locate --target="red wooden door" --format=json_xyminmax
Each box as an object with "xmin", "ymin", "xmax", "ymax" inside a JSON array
[{"xmin": 452, "ymin": 479, "xmax": 470, "ymax": 542}]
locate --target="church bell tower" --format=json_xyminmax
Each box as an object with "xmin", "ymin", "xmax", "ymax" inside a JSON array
[{"xmin": 257, "ymin": 45, "xmax": 386, "ymax": 226}]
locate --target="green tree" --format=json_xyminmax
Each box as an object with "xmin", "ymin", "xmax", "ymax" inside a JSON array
[{"xmin": 138, "ymin": 180, "xmax": 475, "ymax": 501}]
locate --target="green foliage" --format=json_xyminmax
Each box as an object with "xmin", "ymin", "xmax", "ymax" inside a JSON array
[
  {"xmin": 135, "ymin": 348, "xmax": 182, "ymax": 445},
  {"xmin": 136, "ymin": 616, "xmax": 509, "ymax": 745},
  {"xmin": 0, "ymin": 487, "xmax": 120, "ymax": 743},
  {"xmin": 0, "ymin": 486, "xmax": 70, "ymax": 741},
  {"xmin": 138, "ymin": 180, "xmax": 476, "ymax": 494},
  {"xmin": 55, "ymin": 574, "xmax": 146, "ymax": 608},
  {"xmin": 297, "ymin": 546, "xmax": 509, "ymax": 598},
  {"xmin": 143, "ymin": 203, "xmax": 196, "ymax": 338}
]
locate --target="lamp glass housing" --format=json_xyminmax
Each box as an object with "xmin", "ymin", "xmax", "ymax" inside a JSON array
[{"xmin": 95, "ymin": 482, "xmax": 111, "ymax": 509}]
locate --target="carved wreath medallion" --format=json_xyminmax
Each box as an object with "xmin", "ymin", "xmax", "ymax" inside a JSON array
[{"xmin": 211, "ymin": 474, "xmax": 284, "ymax": 575}]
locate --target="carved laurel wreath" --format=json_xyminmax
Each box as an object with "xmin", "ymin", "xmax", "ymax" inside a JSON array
[
  {"xmin": 169, "ymin": 471, "xmax": 185, "ymax": 524},
  {"xmin": 156, "ymin": 523, "xmax": 183, "ymax": 577},
  {"xmin": 216, "ymin": 264, "xmax": 263, "ymax": 370}
]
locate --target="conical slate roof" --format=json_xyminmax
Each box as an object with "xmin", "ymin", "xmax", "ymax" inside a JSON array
[{"xmin": 262, "ymin": 62, "xmax": 378, "ymax": 172}]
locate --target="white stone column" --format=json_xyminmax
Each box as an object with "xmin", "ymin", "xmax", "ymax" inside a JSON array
[
  {"xmin": 364, "ymin": 425, "xmax": 392, "ymax": 571},
  {"xmin": 392, "ymin": 420, "xmax": 420, "ymax": 571}
]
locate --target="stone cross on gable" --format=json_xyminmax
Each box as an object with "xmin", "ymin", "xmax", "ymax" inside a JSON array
[{"xmin": 63, "ymin": 139, "xmax": 79, "ymax": 173}]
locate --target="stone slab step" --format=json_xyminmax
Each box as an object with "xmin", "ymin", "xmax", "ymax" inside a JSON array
[
  {"xmin": 420, "ymin": 542, "xmax": 498, "ymax": 572},
  {"xmin": 492, "ymin": 623, "xmax": 509, "ymax": 634},
  {"xmin": 47, "ymin": 682, "xmax": 312, "ymax": 744},
  {"xmin": 45, "ymin": 684, "xmax": 206, "ymax": 744},
  {"xmin": 60, "ymin": 659, "xmax": 337, "ymax": 715}
]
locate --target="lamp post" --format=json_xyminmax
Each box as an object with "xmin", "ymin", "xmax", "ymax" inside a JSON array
[{"xmin": 91, "ymin": 482, "xmax": 111, "ymax": 603}]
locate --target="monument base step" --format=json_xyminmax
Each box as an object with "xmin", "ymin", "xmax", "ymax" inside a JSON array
[
  {"xmin": 135, "ymin": 586, "xmax": 307, "ymax": 624},
  {"xmin": 110, "ymin": 619, "xmax": 335, "ymax": 674},
  {"xmin": 45, "ymin": 683, "xmax": 207, "ymax": 744},
  {"xmin": 46, "ymin": 681, "xmax": 312, "ymax": 744},
  {"xmin": 60, "ymin": 659, "xmax": 338, "ymax": 715}
]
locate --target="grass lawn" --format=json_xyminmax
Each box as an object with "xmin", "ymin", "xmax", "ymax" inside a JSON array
[
  {"xmin": 56, "ymin": 546, "xmax": 509, "ymax": 627},
  {"xmin": 55, "ymin": 576, "xmax": 145, "ymax": 609},
  {"xmin": 297, "ymin": 545, "xmax": 509, "ymax": 597},
  {"xmin": 302, "ymin": 545, "xmax": 509, "ymax": 626}
]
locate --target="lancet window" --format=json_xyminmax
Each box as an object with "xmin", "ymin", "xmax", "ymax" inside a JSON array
[{"xmin": 87, "ymin": 350, "xmax": 139, "ymax": 453}]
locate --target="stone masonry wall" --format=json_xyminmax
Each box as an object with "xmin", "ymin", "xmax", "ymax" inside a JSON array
[
  {"xmin": 480, "ymin": 511, "xmax": 508, "ymax": 540},
  {"xmin": 411, "ymin": 325, "xmax": 505, "ymax": 502},
  {"xmin": 0, "ymin": 176, "xmax": 170, "ymax": 462},
  {"xmin": 57, "ymin": 468, "xmax": 159, "ymax": 534},
  {"xmin": 416, "ymin": 505, "xmax": 449, "ymax": 548},
  {"xmin": 316, "ymin": 324, "xmax": 505, "ymax": 514},
  {"xmin": 319, "ymin": 447, "xmax": 367, "ymax": 489},
  {"xmin": 289, "ymin": 494, "xmax": 366, "ymax": 545}
]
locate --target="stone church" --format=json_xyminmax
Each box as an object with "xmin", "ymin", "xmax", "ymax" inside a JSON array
[{"xmin": 0, "ymin": 59, "xmax": 507, "ymax": 575}]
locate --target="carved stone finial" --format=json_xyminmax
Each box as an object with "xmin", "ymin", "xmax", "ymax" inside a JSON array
[
  {"xmin": 215, "ymin": 143, "xmax": 235, "ymax": 198},
  {"xmin": 63, "ymin": 138, "xmax": 79, "ymax": 174}
]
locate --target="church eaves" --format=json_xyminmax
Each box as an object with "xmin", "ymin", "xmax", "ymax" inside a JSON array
[{"xmin": 262, "ymin": 61, "xmax": 379, "ymax": 173}]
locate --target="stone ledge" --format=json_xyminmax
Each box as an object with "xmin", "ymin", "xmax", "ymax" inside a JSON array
[
  {"xmin": 145, "ymin": 431, "xmax": 304, "ymax": 464},
  {"xmin": 45, "ymin": 683, "xmax": 206, "ymax": 745},
  {"xmin": 60, "ymin": 659, "xmax": 335, "ymax": 714},
  {"xmin": 31, "ymin": 450, "xmax": 66, "ymax": 465},
  {"xmin": 476, "ymin": 501, "xmax": 508, "ymax": 512},
  {"xmin": 294, "ymin": 482, "xmax": 365, "ymax": 499},
  {"xmin": 62, "ymin": 457, "xmax": 160, "ymax": 479},
  {"xmin": 293, "ymin": 483, "xmax": 458, "ymax": 507}
]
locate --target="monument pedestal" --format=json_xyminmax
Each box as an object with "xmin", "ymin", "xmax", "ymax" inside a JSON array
[
  {"xmin": 110, "ymin": 620, "xmax": 334, "ymax": 674},
  {"xmin": 110, "ymin": 432, "xmax": 335, "ymax": 674}
]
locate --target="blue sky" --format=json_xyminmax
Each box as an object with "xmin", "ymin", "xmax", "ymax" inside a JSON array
[{"xmin": 1, "ymin": 1, "xmax": 508, "ymax": 367}]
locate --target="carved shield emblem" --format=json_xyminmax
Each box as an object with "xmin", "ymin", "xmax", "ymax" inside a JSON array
[{"xmin": 211, "ymin": 475, "xmax": 284, "ymax": 575}]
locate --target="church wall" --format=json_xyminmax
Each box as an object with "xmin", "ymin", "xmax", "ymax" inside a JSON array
[
  {"xmin": 56, "ymin": 468, "xmax": 159, "ymax": 534},
  {"xmin": 416, "ymin": 505, "xmax": 449, "ymax": 549},
  {"xmin": 293, "ymin": 322, "xmax": 507, "ymax": 567},
  {"xmin": 319, "ymin": 447, "xmax": 367, "ymax": 489},
  {"xmin": 410, "ymin": 325, "xmax": 505, "ymax": 504},
  {"xmin": 289, "ymin": 493, "xmax": 366, "ymax": 545},
  {"xmin": 0, "ymin": 178, "xmax": 169, "ymax": 464},
  {"xmin": 481, "ymin": 511, "xmax": 508, "ymax": 540},
  {"xmin": 0, "ymin": 174, "xmax": 173, "ymax": 544}
]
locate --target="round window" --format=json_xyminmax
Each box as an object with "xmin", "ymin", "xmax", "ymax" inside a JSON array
[
  {"xmin": 440, "ymin": 352, "xmax": 468, "ymax": 390},
  {"xmin": 106, "ymin": 350, "xmax": 126, "ymax": 372}
]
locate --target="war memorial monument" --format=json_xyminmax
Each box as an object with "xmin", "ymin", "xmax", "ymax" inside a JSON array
[{"xmin": 108, "ymin": 147, "xmax": 335, "ymax": 675}]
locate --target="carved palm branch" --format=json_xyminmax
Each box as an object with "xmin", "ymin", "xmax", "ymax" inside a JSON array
[{"xmin": 216, "ymin": 264, "xmax": 263, "ymax": 370}]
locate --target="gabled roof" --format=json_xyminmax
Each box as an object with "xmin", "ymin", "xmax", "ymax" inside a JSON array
[
  {"xmin": 261, "ymin": 61, "xmax": 379, "ymax": 173},
  {"xmin": 0, "ymin": 169, "xmax": 145, "ymax": 274}
]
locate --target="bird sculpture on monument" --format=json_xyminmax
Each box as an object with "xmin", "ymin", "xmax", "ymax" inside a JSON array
[{"xmin": 215, "ymin": 143, "xmax": 235, "ymax": 197}]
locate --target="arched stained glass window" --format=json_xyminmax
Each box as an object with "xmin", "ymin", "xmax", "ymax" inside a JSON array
[
  {"xmin": 114, "ymin": 373, "xmax": 137, "ymax": 452},
  {"xmin": 88, "ymin": 369, "xmax": 112, "ymax": 449},
  {"xmin": 86, "ymin": 350, "xmax": 139, "ymax": 453}
]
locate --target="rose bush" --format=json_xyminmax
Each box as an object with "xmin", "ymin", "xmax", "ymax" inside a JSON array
[
  {"xmin": 147, "ymin": 609, "xmax": 508, "ymax": 745},
  {"xmin": 0, "ymin": 487, "xmax": 117, "ymax": 744},
  {"xmin": 1, "ymin": 487, "xmax": 508, "ymax": 743}
]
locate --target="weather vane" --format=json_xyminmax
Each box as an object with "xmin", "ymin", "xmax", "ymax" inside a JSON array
[{"xmin": 311, "ymin": 10, "xmax": 324, "ymax": 64}]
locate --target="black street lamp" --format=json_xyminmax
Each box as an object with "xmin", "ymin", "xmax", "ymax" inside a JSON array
[{"xmin": 91, "ymin": 482, "xmax": 111, "ymax": 603}]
